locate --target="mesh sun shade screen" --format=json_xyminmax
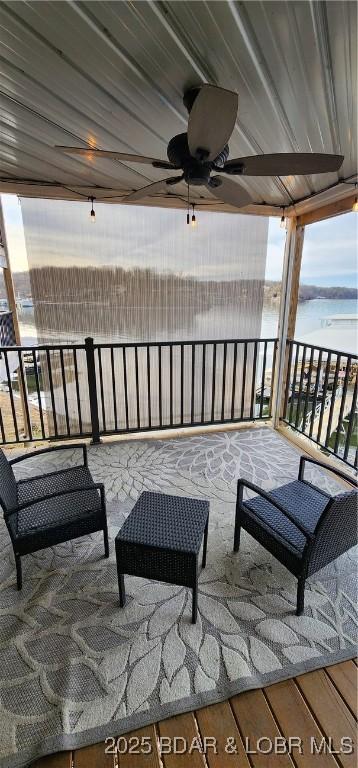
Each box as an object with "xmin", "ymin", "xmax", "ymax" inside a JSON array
[{"xmin": 20, "ymin": 199, "xmax": 269, "ymax": 434}]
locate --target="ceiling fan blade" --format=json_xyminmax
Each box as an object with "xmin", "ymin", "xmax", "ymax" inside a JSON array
[
  {"xmin": 55, "ymin": 146, "xmax": 176, "ymax": 170},
  {"xmin": 209, "ymin": 176, "xmax": 252, "ymax": 209},
  {"xmin": 121, "ymin": 176, "xmax": 183, "ymax": 203},
  {"xmin": 187, "ymin": 85, "xmax": 238, "ymax": 162},
  {"xmin": 223, "ymin": 153, "xmax": 344, "ymax": 176}
]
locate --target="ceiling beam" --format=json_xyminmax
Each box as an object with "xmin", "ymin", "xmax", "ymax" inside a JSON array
[
  {"xmin": 296, "ymin": 192, "xmax": 356, "ymax": 226},
  {"xmin": 4, "ymin": 175, "xmax": 355, "ymax": 220},
  {"xmin": 0, "ymin": 178, "xmax": 280, "ymax": 216}
]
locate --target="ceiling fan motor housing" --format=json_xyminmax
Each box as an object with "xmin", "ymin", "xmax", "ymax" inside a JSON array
[{"xmin": 167, "ymin": 133, "xmax": 229, "ymax": 185}]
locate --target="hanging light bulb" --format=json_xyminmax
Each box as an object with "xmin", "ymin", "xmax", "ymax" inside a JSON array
[
  {"xmin": 280, "ymin": 207, "xmax": 286, "ymax": 229},
  {"xmin": 191, "ymin": 203, "xmax": 197, "ymax": 227},
  {"xmin": 353, "ymin": 185, "xmax": 358, "ymax": 212},
  {"xmin": 89, "ymin": 196, "xmax": 96, "ymax": 223},
  {"xmin": 186, "ymin": 183, "xmax": 190, "ymax": 225}
]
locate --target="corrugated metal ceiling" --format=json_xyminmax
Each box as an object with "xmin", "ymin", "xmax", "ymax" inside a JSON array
[{"xmin": 0, "ymin": 0, "xmax": 356, "ymax": 214}]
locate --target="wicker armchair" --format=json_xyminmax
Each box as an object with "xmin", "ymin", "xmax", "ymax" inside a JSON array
[
  {"xmin": 0, "ymin": 444, "xmax": 109, "ymax": 589},
  {"xmin": 234, "ymin": 456, "xmax": 357, "ymax": 615}
]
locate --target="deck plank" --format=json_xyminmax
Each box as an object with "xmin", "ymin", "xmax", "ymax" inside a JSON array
[
  {"xmin": 31, "ymin": 753, "xmax": 73, "ymax": 768},
  {"xmin": 295, "ymin": 668, "xmax": 357, "ymax": 768},
  {"xmin": 195, "ymin": 700, "xmax": 250, "ymax": 767},
  {"xmin": 73, "ymin": 741, "xmax": 114, "ymax": 767},
  {"xmin": 117, "ymin": 725, "xmax": 161, "ymax": 767},
  {"xmin": 264, "ymin": 678, "xmax": 340, "ymax": 768},
  {"xmin": 28, "ymin": 661, "xmax": 358, "ymax": 767},
  {"xmin": 230, "ymin": 688, "xmax": 295, "ymax": 767},
  {"xmin": 325, "ymin": 661, "xmax": 357, "ymax": 718},
  {"xmin": 158, "ymin": 712, "xmax": 206, "ymax": 767}
]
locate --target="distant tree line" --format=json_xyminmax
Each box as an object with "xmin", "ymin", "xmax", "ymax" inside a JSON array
[
  {"xmin": 264, "ymin": 281, "xmax": 357, "ymax": 302},
  {"xmin": 298, "ymin": 284, "xmax": 358, "ymax": 301},
  {"xmin": 24, "ymin": 265, "xmax": 266, "ymax": 340},
  {"xmin": 28, "ymin": 266, "xmax": 264, "ymax": 306},
  {"xmin": 3, "ymin": 271, "xmax": 356, "ymax": 304}
]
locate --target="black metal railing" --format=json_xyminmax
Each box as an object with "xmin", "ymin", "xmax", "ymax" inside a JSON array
[
  {"xmin": 0, "ymin": 343, "xmax": 91, "ymax": 444},
  {"xmin": 0, "ymin": 337, "xmax": 277, "ymax": 446},
  {"xmin": 93, "ymin": 338, "xmax": 277, "ymax": 438},
  {"xmin": 282, "ymin": 340, "xmax": 357, "ymax": 469}
]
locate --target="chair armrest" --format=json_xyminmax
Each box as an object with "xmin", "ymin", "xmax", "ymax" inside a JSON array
[
  {"xmin": 299, "ymin": 456, "xmax": 357, "ymax": 488},
  {"xmin": 237, "ymin": 479, "xmax": 314, "ymax": 541},
  {"xmin": 10, "ymin": 443, "xmax": 88, "ymax": 468},
  {"xmin": 12, "ymin": 482, "xmax": 105, "ymax": 516}
]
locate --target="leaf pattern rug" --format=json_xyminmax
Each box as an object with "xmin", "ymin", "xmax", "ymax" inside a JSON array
[{"xmin": 0, "ymin": 428, "xmax": 356, "ymax": 767}]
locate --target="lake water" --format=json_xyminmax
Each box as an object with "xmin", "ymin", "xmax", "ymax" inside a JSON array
[
  {"xmin": 286, "ymin": 298, "xmax": 357, "ymax": 342},
  {"xmin": 18, "ymin": 298, "xmax": 357, "ymax": 350}
]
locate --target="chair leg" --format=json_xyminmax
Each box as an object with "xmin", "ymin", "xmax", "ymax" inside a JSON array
[
  {"xmin": 296, "ymin": 576, "xmax": 305, "ymax": 616},
  {"xmin": 234, "ymin": 500, "xmax": 242, "ymax": 552},
  {"xmin": 103, "ymin": 519, "xmax": 109, "ymax": 558},
  {"xmin": 192, "ymin": 583, "xmax": 198, "ymax": 624},
  {"xmin": 15, "ymin": 555, "xmax": 22, "ymax": 590},
  {"xmin": 99, "ymin": 487, "xmax": 109, "ymax": 558},
  {"xmin": 234, "ymin": 486, "xmax": 243, "ymax": 553},
  {"xmin": 191, "ymin": 557, "xmax": 199, "ymax": 624},
  {"xmin": 202, "ymin": 518, "xmax": 208, "ymax": 568},
  {"xmin": 118, "ymin": 573, "xmax": 126, "ymax": 607}
]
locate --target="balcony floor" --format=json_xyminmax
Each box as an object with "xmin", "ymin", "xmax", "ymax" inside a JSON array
[
  {"xmin": 4, "ymin": 426, "xmax": 357, "ymax": 767},
  {"xmin": 33, "ymin": 658, "xmax": 357, "ymax": 767}
]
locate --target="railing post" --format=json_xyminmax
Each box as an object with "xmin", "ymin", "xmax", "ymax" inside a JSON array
[{"xmin": 85, "ymin": 337, "xmax": 101, "ymax": 444}]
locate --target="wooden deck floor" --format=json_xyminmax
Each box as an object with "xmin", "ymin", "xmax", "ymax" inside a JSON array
[{"xmin": 32, "ymin": 659, "xmax": 357, "ymax": 768}]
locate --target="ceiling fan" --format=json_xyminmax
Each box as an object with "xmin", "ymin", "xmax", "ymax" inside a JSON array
[{"xmin": 56, "ymin": 84, "xmax": 344, "ymax": 210}]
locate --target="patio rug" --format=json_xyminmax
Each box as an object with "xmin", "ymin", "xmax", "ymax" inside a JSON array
[{"xmin": 0, "ymin": 428, "xmax": 356, "ymax": 767}]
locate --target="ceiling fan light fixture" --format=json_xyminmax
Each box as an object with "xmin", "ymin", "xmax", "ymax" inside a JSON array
[{"xmin": 191, "ymin": 204, "xmax": 197, "ymax": 227}]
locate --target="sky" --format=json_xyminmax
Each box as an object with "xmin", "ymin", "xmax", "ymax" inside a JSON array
[
  {"xmin": 1, "ymin": 193, "xmax": 357, "ymax": 287},
  {"xmin": 265, "ymin": 209, "xmax": 357, "ymax": 287},
  {"xmin": 300, "ymin": 214, "xmax": 357, "ymax": 287}
]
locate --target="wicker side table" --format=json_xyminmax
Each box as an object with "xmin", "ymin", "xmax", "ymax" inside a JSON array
[{"xmin": 115, "ymin": 491, "xmax": 209, "ymax": 623}]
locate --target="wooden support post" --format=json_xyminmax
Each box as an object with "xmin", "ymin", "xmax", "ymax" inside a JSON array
[
  {"xmin": 0, "ymin": 198, "xmax": 30, "ymax": 438},
  {"xmin": 287, "ymin": 223, "xmax": 305, "ymax": 340},
  {"xmin": 0, "ymin": 200, "xmax": 22, "ymax": 346},
  {"xmin": 272, "ymin": 218, "xmax": 305, "ymax": 427}
]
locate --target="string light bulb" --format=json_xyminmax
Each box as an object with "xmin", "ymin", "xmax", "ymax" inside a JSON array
[
  {"xmin": 186, "ymin": 183, "xmax": 190, "ymax": 225},
  {"xmin": 353, "ymin": 185, "xmax": 358, "ymax": 212},
  {"xmin": 191, "ymin": 203, "xmax": 197, "ymax": 227},
  {"xmin": 89, "ymin": 196, "xmax": 96, "ymax": 223},
  {"xmin": 280, "ymin": 207, "xmax": 286, "ymax": 229}
]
